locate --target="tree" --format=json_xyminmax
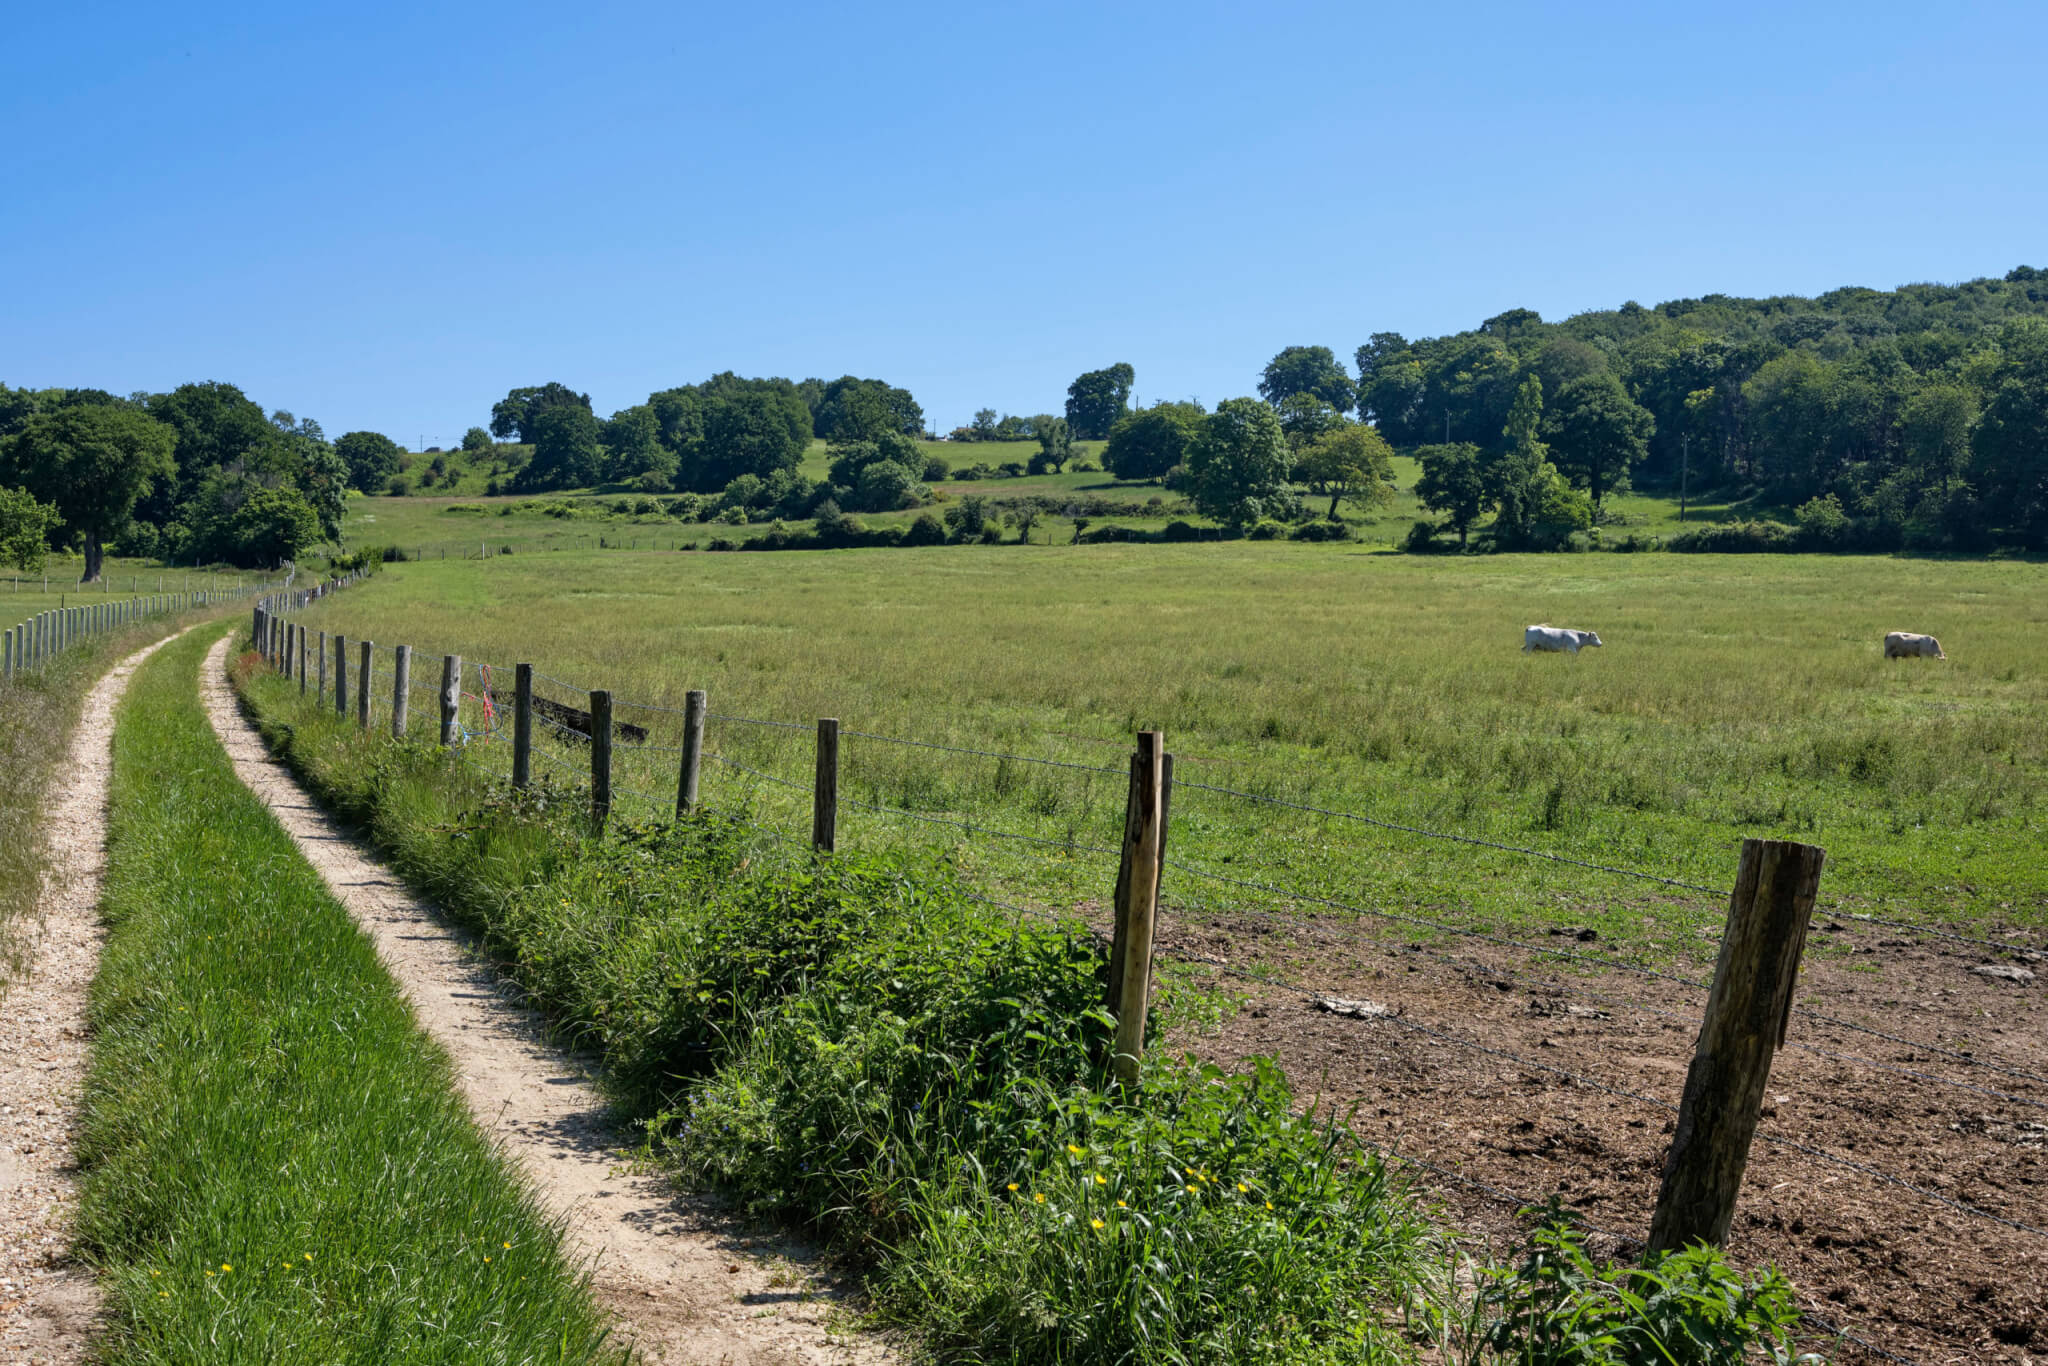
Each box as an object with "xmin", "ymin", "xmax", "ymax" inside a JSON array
[
  {"xmin": 335, "ymin": 430, "xmax": 404, "ymax": 492},
  {"xmin": 693, "ymin": 388, "xmax": 812, "ymax": 489},
  {"xmin": 0, "ymin": 405, "xmax": 175, "ymax": 580},
  {"xmin": 1031, "ymin": 416, "xmax": 1073, "ymax": 473},
  {"xmin": 1064, "ymin": 363, "xmax": 1135, "ymax": 439},
  {"xmin": 1103, "ymin": 401, "xmax": 1203, "ymax": 481},
  {"xmin": 1274, "ymin": 393, "xmax": 1343, "ymax": 452},
  {"xmin": 1544, "ymin": 374, "xmax": 1655, "ymax": 507},
  {"xmin": 517, "ymin": 405, "xmax": 603, "ymax": 491},
  {"xmin": 462, "ymin": 426, "xmax": 493, "ymax": 453},
  {"xmin": 815, "ymin": 377, "xmax": 924, "ymax": 441},
  {"xmin": 1259, "ymin": 346, "xmax": 1355, "ymax": 414},
  {"xmin": 1414, "ymin": 444, "xmax": 1489, "ymax": 546},
  {"xmin": 489, "ymin": 383, "xmax": 591, "ymax": 442},
  {"xmin": 601, "ymin": 405, "xmax": 671, "ymax": 487},
  {"xmin": 0, "ymin": 485, "xmax": 61, "ymax": 572},
  {"xmin": 1488, "ymin": 376, "xmax": 1550, "ymax": 544},
  {"xmin": 971, "ymin": 408, "xmax": 999, "ymax": 439},
  {"xmin": 1972, "ymin": 319, "xmax": 2048, "ymax": 545},
  {"xmin": 1296, "ymin": 424, "xmax": 1396, "ymax": 520},
  {"xmin": 1900, "ymin": 381, "xmax": 1979, "ymax": 495},
  {"xmin": 217, "ymin": 485, "xmax": 320, "ymax": 566},
  {"xmin": 1187, "ymin": 398, "xmax": 1291, "ymax": 528}
]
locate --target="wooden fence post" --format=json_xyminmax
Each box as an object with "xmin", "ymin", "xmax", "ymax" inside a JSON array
[
  {"xmin": 1647, "ymin": 837, "xmax": 1827, "ymax": 1254},
  {"xmin": 511, "ymin": 664, "xmax": 533, "ymax": 788},
  {"xmin": 334, "ymin": 635, "xmax": 348, "ymax": 716},
  {"xmin": 356, "ymin": 642, "xmax": 372, "ymax": 728},
  {"xmin": 812, "ymin": 718, "xmax": 839, "ymax": 851},
  {"xmin": 391, "ymin": 645, "xmax": 411, "ymax": 737},
  {"xmin": 299, "ymin": 624, "xmax": 309, "ymax": 695},
  {"xmin": 1105, "ymin": 749, "xmax": 1173, "ymax": 1013},
  {"xmin": 676, "ymin": 689, "xmax": 707, "ymax": 815},
  {"xmin": 590, "ymin": 690, "xmax": 613, "ymax": 828},
  {"xmin": 1111, "ymin": 730, "xmax": 1166, "ymax": 1088},
  {"xmin": 439, "ymin": 655, "xmax": 462, "ymax": 746},
  {"xmin": 316, "ymin": 630, "xmax": 327, "ymax": 702}
]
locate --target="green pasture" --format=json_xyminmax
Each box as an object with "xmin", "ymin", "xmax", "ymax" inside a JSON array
[{"xmin": 285, "ymin": 545, "xmax": 2048, "ymax": 977}]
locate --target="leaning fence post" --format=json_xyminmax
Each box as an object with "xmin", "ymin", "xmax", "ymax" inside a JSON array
[
  {"xmin": 590, "ymin": 690, "xmax": 613, "ymax": 828},
  {"xmin": 512, "ymin": 664, "xmax": 533, "ymax": 788},
  {"xmin": 391, "ymin": 645, "xmax": 412, "ymax": 737},
  {"xmin": 812, "ymin": 718, "xmax": 839, "ymax": 851},
  {"xmin": 1111, "ymin": 731, "xmax": 1166, "ymax": 1088},
  {"xmin": 1647, "ymin": 837, "xmax": 1827, "ymax": 1254},
  {"xmin": 439, "ymin": 655, "xmax": 462, "ymax": 746},
  {"xmin": 676, "ymin": 689, "xmax": 707, "ymax": 815}
]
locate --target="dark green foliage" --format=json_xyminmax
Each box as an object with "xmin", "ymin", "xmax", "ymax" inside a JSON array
[
  {"xmin": 1544, "ymin": 375, "xmax": 1655, "ymax": 507},
  {"xmin": 599, "ymin": 404, "xmax": 672, "ymax": 487},
  {"xmin": 1104, "ymin": 402, "xmax": 1204, "ymax": 481},
  {"xmin": 1413, "ymin": 443, "xmax": 1489, "ymax": 547},
  {"xmin": 1064, "ymin": 362, "xmax": 1135, "ymax": 439},
  {"xmin": 461, "ymin": 426, "xmax": 493, "ymax": 453},
  {"xmin": 813, "ymin": 376, "xmax": 923, "ymax": 441},
  {"xmin": 1259, "ymin": 345, "xmax": 1355, "ymax": 413},
  {"xmin": 1187, "ymin": 398, "xmax": 1292, "ymax": 527},
  {"xmin": 1030, "ymin": 415, "xmax": 1073, "ymax": 473},
  {"xmin": 0, "ymin": 482, "xmax": 62, "ymax": 572},
  {"xmin": 517, "ymin": 405, "xmax": 604, "ymax": 491},
  {"xmin": 334, "ymin": 430, "xmax": 404, "ymax": 492},
  {"xmin": 489, "ymin": 382, "xmax": 592, "ymax": 442},
  {"xmin": 0, "ymin": 403, "xmax": 176, "ymax": 580},
  {"xmin": 903, "ymin": 510, "xmax": 947, "ymax": 545}
]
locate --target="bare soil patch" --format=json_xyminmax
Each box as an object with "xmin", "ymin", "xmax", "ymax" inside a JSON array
[
  {"xmin": 1, "ymin": 630, "xmax": 188, "ymax": 1364},
  {"xmin": 1151, "ymin": 900, "xmax": 2048, "ymax": 1364},
  {"xmin": 201, "ymin": 635, "xmax": 894, "ymax": 1366}
]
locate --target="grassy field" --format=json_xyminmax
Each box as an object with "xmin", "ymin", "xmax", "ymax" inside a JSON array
[
  {"xmin": 74, "ymin": 625, "xmax": 620, "ymax": 1363},
  {"xmin": 283, "ymin": 545, "xmax": 2048, "ymax": 976}
]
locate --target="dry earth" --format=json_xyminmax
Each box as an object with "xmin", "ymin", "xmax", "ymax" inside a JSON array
[
  {"xmin": 0, "ymin": 629, "xmax": 189, "ymax": 1364},
  {"xmin": 200, "ymin": 634, "xmax": 895, "ymax": 1365}
]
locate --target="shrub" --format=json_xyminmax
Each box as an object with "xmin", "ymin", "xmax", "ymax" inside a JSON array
[
  {"xmin": 922, "ymin": 454, "xmax": 951, "ymax": 481},
  {"xmin": 386, "ymin": 475, "xmax": 412, "ymax": 497},
  {"xmin": 978, "ymin": 523, "xmax": 1004, "ymax": 544},
  {"xmin": 1666, "ymin": 520, "xmax": 1800, "ymax": 553},
  {"xmin": 706, "ymin": 537, "xmax": 737, "ymax": 551},
  {"xmin": 903, "ymin": 512, "xmax": 947, "ymax": 546},
  {"xmin": 1404, "ymin": 520, "xmax": 1443, "ymax": 553},
  {"xmin": 1245, "ymin": 519, "xmax": 1286, "ymax": 540},
  {"xmin": 998, "ymin": 461, "xmax": 1026, "ymax": 479},
  {"xmin": 1160, "ymin": 520, "xmax": 1207, "ymax": 542},
  {"xmin": 1288, "ymin": 520, "xmax": 1352, "ymax": 542}
]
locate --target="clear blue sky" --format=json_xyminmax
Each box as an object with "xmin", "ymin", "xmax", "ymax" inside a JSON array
[{"xmin": 4, "ymin": 1, "xmax": 2043, "ymax": 446}]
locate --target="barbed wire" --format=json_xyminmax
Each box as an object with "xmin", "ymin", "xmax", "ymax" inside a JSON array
[
  {"xmin": 841, "ymin": 727, "xmax": 1127, "ymax": 778},
  {"xmin": 706, "ymin": 711, "xmax": 811, "ymax": 732},
  {"xmin": 839, "ymin": 792, "xmax": 1123, "ymax": 858},
  {"xmin": 706, "ymin": 751, "xmax": 810, "ymax": 793}
]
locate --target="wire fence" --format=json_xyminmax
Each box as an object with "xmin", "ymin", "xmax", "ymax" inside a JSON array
[{"xmin": 247, "ymin": 615, "xmax": 2041, "ymax": 1366}]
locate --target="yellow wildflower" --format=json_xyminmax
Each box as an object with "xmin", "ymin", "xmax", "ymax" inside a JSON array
[
  {"xmin": 1094, "ymin": 1174, "xmax": 1106, "ymax": 1186},
  {"xmin": 1090, "ymin": 1218, "xmax": 1105, "ymax": 1230},
  {"xmin": 1066, "ymin": 1144, "xmax": 1084, "ymax": 1157},
  {"xmin": 1033, "ymin": 1193, "xmax": 1045, "ymax": 1205},
  {"xmin": 1116, "ymin": 1199, "xmax": 1128, "ymax": 1208},
  {"xmin": 220, "ymin": 1264, "xmax": 232, "ymax": 1273},
  {"xmin": 1237, "ymin": 1183, "xmax": 1248, "ymax": 1193},
  {"xmin": 1006, "ymin": 1183, "xmax": 1019, "ymax": 1192}
]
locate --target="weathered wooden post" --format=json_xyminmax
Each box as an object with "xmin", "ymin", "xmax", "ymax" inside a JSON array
[
  {"xmin": 317, "ymin": 630, "xmax": 328, "ymax": 702},
  {"xmin": 1105, "ymin": 748, "xmax": 1173, "ymax": 1013},
  {"xmin": 590, "ymin": 690, "xmax": 613, "ymax": 827},
  {"xmin": 391, "ymin": 645, "xmax": 411, "ymax": 737},
  {"xmin": 299, "ymin": 625, "xmax": 309, "ymax": 695},
  {"xmin": 1111, "ymin": 731, "xmax": 1166, "ymax": 1088},
  {"xmin": 334, "ymin": 634, "xmax": 349, "ymax": 717},
  {"xmin": 357, "ymin": 641, "xmax": 373, "ymax": 729},
  {"xmin": 511, "ymin": 664, "xmax": 533, "ymax": 788},
  {"xmin": 675, "ymin": 690, "xmax": 707, "ymax": 815},
  {"xmin": 439, "ymin": 655, "xmax": 462, "ymax": 746},
  {"xmin": 1647, "ymin": 838, "xmax": 1828, "ymax": 1254},
  {"xmin": 812, "ymin": 718, "xmax": 839, "ymax": 851}
]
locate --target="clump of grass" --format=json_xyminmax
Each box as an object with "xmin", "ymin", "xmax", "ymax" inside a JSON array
[{"xmin": 74, "ymin": 626, "xmax": 622, "ymax": 1364}]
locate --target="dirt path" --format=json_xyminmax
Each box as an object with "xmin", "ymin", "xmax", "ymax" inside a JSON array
[
  {"xmin": 199, "ymin": 634, "xmax": 895, "ymax": 1365},
  {"xmin": 1, "ymin": 629, "xmax": 190, "ymax": 1364}
]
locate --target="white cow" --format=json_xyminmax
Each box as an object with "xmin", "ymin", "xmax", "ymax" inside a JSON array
[
  {"xmin": 1884, "ymin": 631, "xmax": 1945, "ymax": 659},
  {"xmin": 1524, "ymin": 625, "xmax": 1603, "ymax": 654}
]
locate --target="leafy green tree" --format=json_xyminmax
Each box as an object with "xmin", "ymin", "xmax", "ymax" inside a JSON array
[
  {"xmin": 0, "ymin": 405, "xmax": 176, "ymax": 580},
  {"xmin": 1064, "ymin": 363, "xmax": 1135, "ymax": 439},
  {"xmin": 1487, "ymin": 376, "xmax": 1550, "ymax": 544},
  {"xmin": 1187, "ymin": 398, "xmax": 1291, "ymax": 528},
  {"xmin": 1103, "ymin": 401, "xmax": 1203, "ymax": 481},
  {"xmin": 223, "ymin": 485, "xmax": 321, "ymax": 565},
  {"xmin": 1296, "ymin": 424, "xmax": 1396, "ymax": 520},
  {"xmin": 335, "ymin": 430, "xmax": 404, "ymax": 492},
  {"xmin": 1274, "ymin": 394, "xmax": 1343, "ymax": 452},
  {"xmin": 1414, "ymin": 443, "xmax": 1489, "ymax": 547},
  {"xmin": 601, "ymin": 405, "xmax": 672, "ymax": 487},
  {"xmin": 854, "ymin": 459, "xmax": 923, "ymax": 512},
  {"xmin": 815, "ymin": 377, "xmax": 923, "ymax": 441},
  {"xmin": 1544, "ymin": 374, "xmax": 1655, "ymax": 507},
  {"xmin": 462, "ymin": 426, "xmax": 493, "ymax": 453},
  {"xmin": 1031, "ymin": 416, "xmax": 1073, "ymax": 473},
  {"xmin": 1972, "ymin": 319, "xmax": 2048, "ymax": 545},
  {"xmin": 694, "ymin": 388, "xmax": 812, "ymax": 489},
  {"xmin": 1259, "ymin": 346, "xmax": 1355, "ymax": 413},
  {"xmin": 1900, "ymin": 381, "xmax": 1979, "ymax": 495},
  {"xmin": 517, "ymin": 405, "xmax": 604, "ymax": 491},
  {"xmin": 0, "ymin": 485, "xmax": 61, "ymax": 572},
  {"xmin": 970, "ymin": 408, "xmax": 999, "ymax": 438},
  {"xmin": 489, "ymin": 383, "xmax": 591, "ymax": 442}
]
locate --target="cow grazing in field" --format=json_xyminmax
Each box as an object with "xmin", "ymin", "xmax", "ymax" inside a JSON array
[
  {"xmin": 1523, "ymin": 625, "xmax": 1603, "ymax": 654},
  {"xmin": 1884, "ymin": 631, "xmax": 1945, "ymax": 660}
]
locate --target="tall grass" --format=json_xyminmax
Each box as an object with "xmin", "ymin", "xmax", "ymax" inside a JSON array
[
  {"xmin": 73, "ymin": 626, "xmax": 622, "ymax": 1364},
  {"xmin": 284, "ymin": 545, "xmax": 2048, "ymax": 963}
]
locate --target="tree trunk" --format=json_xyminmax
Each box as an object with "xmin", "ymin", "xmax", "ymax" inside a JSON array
[
  {"xmin": 1327, "ymin": 491, "xmax": 1342, "ymax": 520},
  {"xmin": 83, "ymin": 531, "xmax": 104, "ymax": 583}
]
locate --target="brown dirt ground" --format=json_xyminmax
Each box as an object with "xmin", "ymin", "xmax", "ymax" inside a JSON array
[{"xmin": 1143, "ymin": 892, "xmax": 2048, "ymax": 1366}]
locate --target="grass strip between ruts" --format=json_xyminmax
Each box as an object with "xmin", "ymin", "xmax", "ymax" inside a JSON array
[{"xmin": 70, "ymin": 624, "xmax": 624, "ymax": 1364}]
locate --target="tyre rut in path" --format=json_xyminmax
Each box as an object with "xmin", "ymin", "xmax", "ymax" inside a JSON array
[
  {"xmin": 1, "ymin": 628, "xmax": 190, "ymax": 1365},
  {"xmin": 200, "ymin": 635, "xmax": 896, "ymax": 1366}
]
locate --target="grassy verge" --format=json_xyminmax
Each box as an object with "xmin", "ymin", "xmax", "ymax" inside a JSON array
[
  {"xmin": 235, "ymin": 643, "xmax": 1814, "ymax": 1364},
  {"xmin": 1, "ymin": 611, "xmax": 210, "ymax": 991},
  {"xmin": 72, "ymin": 625, "xmax": 622, "ymax": 1364}
]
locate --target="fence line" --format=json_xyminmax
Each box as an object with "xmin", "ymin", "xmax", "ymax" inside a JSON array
[{"xmin": 4, "ymin": 577, "xmax": 282, "ymax": 684}]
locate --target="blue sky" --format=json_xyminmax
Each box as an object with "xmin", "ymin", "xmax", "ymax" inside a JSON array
[{"xmin": 3, "ymin": 1, "xmax": 2043, "ymax": 446}]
